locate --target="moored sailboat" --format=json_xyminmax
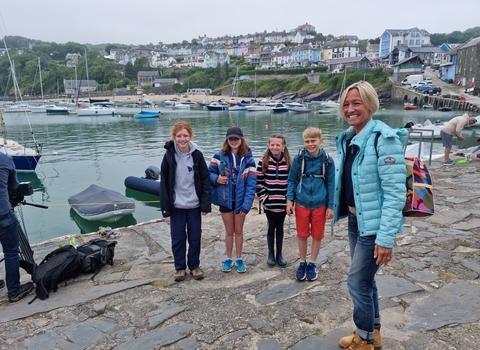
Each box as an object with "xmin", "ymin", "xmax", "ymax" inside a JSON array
[
  {"xmin": 134, "ymin": 88, "xmax": 160, "ymax": 119},
  {"xmin": 0, "ymin": 38, "xmax": 42, "ymax": 171},
  {"xmin": 76, "ymin": 49, "xmax": 117, "ymax": 116},
  {"xmin": 0, "ymin": 105, "xmax": 42, "ymax": 171}
]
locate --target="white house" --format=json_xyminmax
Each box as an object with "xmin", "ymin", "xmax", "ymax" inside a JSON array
[{"xmin": 379, "ymin": 28, "xmax": 431, "ymax": 59}]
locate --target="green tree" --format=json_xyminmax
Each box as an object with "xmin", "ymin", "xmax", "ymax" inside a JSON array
[
  {"xmin": 124, "ymin": 62, "xmax": 136, "ymax": 80},
  {"xmin": 220, "ymin": 62, "xmax": 229, "ymax": 82},
  {"xmin": 134, "ymin": 56, "xmax": 150, "ymax": 70},
  {"xmin": 213, "ymin": 63, "xmax": 222, "ymax": 87},
  {"xmin": 105, "ymin": 44, "xmax": 118, "ymax": 55}
]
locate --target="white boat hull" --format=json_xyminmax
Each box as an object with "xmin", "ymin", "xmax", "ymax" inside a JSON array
[
  {"xmin": 30, "ymin": 104, "xmax": 58, "ymax": 113},
  {"xmin": 247, "ymin": 105, "xmax": 271, "ymax": 112},
  {"xmin": 0, "ymin": 139, "xmax": 41, "ymax": 171},
  {"xmin": 409, "ymin": 119, "xmax": 443, "ymax": 139},
  {"xmin": 172, "ymin": 103, "xmax": 191, "ymax": 109},
  {"xmin": 288, "ymin": 107, "xmax": 311, "ymax": 113},
  {"xmin": 77, "ymin": 107, "xmax": 116, "ymax": 116},
  {"xmin": 72, "ymin": 207, "xmax": 135, "ymax": 222}
]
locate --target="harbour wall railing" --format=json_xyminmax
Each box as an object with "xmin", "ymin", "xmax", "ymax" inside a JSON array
[{"xmin": 391, "ymin": 85, "xmax": 480, "ymax": 113}]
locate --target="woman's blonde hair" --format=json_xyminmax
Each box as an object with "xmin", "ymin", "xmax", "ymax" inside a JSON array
[
  {"xmin": 261, "ymin": 134, "xmax": 292, "ymax": 173},
  {"xmin": 338, "ymin": 81, "xmax": 379, "ymax": 119},
  {"xmin": 170, "ymin": 121, "xmax": 194, "ymax": 140}
]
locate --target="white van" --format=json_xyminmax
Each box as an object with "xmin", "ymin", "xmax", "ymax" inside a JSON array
[{"xmin": 401, "ymin": 74, "xmax": 424, "ymax": 86}]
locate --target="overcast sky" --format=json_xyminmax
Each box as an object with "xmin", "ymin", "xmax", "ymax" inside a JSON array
[{"xmin": 1, "ymin": 0, "xmax": 479, "ymax": 46}]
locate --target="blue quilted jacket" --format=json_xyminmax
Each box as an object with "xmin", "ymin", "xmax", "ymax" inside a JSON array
[
  {"xmin": 333, "ymin": 119, "xmax": 408, "ymax": 248},
  {"xmin": 209, "ymin": 149, "xmax": 257, "ymax": 214}
]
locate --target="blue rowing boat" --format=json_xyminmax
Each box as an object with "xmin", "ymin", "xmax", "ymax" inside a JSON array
[{"xmin": 133, "ymin": 110, "xmax": 161, "ymax": 119}]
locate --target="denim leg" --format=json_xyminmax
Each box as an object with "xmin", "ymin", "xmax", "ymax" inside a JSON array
[
  {"xmin": 348, "ymin": 212, "xmax": 381, "ymax": 326},
  {"xmin": 347, "ymin": 233, "xmax": 380, "ymax": 341},
  {"xmin": 185, "ymin": 207, "xmax": 202, "ymax": 271},
  {"xmin": 170, "ymin": 209, "xmax": 187, "ymax": 271},
  {"xmin": 347, "ymin": 212, "xmax": 359, "ymax": 259},
  {"xmin": 0, "ymin": 211, "xmax": 20, "ymax": 293}
]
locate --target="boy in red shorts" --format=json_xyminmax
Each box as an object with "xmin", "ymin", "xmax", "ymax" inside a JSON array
[{"xmin": 286, "ymin": 127, "xmax": 335, "ymax": 281}]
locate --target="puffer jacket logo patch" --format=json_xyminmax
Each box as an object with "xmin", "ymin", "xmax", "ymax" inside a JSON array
[{"xmin": 384, "ymin": 157, "xmax": 397, "ymax": 164}]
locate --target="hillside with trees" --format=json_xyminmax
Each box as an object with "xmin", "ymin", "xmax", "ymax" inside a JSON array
[{"xmin": 1, "ymin": 27, "xmax": 478, "ymax": 99}]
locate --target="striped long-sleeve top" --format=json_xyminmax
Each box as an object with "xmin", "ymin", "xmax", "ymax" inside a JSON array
[{"xmin": 256, "ymin": 153, "xmax": 289, "ymax": 214}]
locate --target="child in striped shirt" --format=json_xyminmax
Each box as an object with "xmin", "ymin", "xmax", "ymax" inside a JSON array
[{"xmin": 256, "ymin": 134, "xmax": 292, "ymax": 267}]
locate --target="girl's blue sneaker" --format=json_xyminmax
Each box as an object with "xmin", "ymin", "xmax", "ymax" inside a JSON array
[
  {"xmin": 222, "ymin": 258, "xmax": 233, "ymax": 272},
  {"xmin": 236, "ymin": 258, "xmax": 246, "ymax": 273}
]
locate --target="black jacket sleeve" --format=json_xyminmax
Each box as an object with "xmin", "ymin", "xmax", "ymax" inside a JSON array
[
  {"xmin": 160, "ymin": 150, "xmax": 174, "ymax": 217},
  {"xmin": 196, "ymin": 152, "xmax": 212, "ymax": 213}
]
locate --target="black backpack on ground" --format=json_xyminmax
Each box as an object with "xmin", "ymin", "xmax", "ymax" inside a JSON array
[
  {"xmin": 28, "ymin": 245, "xmax": 81, "ymax": 303},
  {"xmin": 77, "ymin": 239, "xmax": 117, "ymax": 279}
]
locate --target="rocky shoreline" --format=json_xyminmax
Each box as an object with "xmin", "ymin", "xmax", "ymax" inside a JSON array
[{"xmin": 1, "ymin": 157, "xmax": 480, "ymax": 349}]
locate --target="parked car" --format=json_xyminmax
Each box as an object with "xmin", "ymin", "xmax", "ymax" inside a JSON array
[
  {"xmin": 411, "ymin": 81, "xmax": 430, "ymax": 89},
  {"xmin": 418, "ymin": 85, "xmax": 441, "ymax": 94},
  {"xmin": 447, "ymin": 95, "xmax": 467, "ymax": 101}
]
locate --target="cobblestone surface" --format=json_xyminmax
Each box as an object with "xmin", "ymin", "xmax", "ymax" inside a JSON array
[{"xmin": 1, "ymin": 157, "xmax": 480, "ymax": 349}]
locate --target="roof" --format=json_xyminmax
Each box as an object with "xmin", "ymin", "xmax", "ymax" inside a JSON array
[
  {"xmin": 409, "ymin": 47, "xmax": 447, "ymax": 54},
  {"xmin": 384, "ymin": 27, "xmax": 430, "ymax": 36},
  {"xmin": 328, "ymin": 56, "xmax": 369, "ymax": 64},
  {"xmin": 154, "ymin": 78, "xmax": 177, "ymax": 84},
  {"xmin": 459, "ymin": 36, "xmax": 480, "ymax": 49},
  {"xmin": 64, "ymin": 80, "xmax": 98, "ymax": 89},
  {"xmin": 138, "ymin": 71, "xmax": 159, "ymax": 77},
  {"xmin": 393, "ymin": 55, "xmax": 424, "ymax": 66}
]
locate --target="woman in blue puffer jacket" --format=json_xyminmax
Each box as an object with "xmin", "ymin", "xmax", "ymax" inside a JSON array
[
  {"xmin": 209, "ymin": 126, "xmax": 257, "ymax": 274},
  {"xmin": 333, "ymin": 81, "xmax": 408, "ymax": 350}
]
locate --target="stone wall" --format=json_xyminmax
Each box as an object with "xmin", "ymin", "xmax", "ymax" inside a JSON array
[{"xmin": 391, "ymin": 85, "xmax": 480, "ymax": 112}]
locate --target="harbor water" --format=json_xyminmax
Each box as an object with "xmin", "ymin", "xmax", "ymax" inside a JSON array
[{"xmin": 3, "ymin": 104, "xmax": 480, "ymax": 244}]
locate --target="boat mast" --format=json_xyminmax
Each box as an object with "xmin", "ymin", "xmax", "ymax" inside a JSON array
[
  {"xmin": 11, "ymin": 61, "xmax": 18, "ymax": 102},
  {"xmin": 231, "ymin": 67, "xmax": 238, "ymax": 99},
  {"xmin": 38, "ymin": 57, "xmax": 44, "ymax": 103},
  {"xmin": 137, "ymin": 75, "xmax": 143, "ymax": 111},
  {"xmin": 1, "ymin": 34, "xmax": 41, "ymax": 155},
  {"xmin": 338, "ymin": 69, "xmax": 347, "ymax": 102},
  {"xmin": 0, "ymin": 109, "xmax": 7, "ymax": 145},
  {"xmin": 84, "ymin": 48, "xmax": 91, "ymax": 105}
]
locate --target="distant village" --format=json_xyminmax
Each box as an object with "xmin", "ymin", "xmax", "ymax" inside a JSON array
[
  {"xmin": 99, "ymin": 23, "xmax": 478, "ymax": 94},
  {"xmin": 11, "ymin": 22, "xmax": 475, "ymax": 96}
]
